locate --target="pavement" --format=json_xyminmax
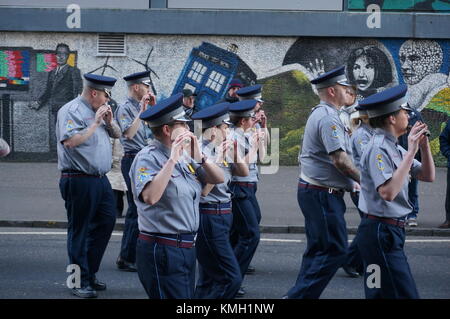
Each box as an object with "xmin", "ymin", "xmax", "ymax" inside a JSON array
[{"xmin": 0, "ymin": 162, "xmax": 449, "ymax": 236}]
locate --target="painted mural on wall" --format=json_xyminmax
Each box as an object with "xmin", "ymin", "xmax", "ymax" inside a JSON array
[
  {"xmin": 273, "ymin": 38, "xmax": 450, "ymax": 165},
  {"xmin": 0, "ymin": 34, "xmax": 449, "ymax": 166},
  {"xmin": 172, "ymin": 42, "xmax": 256, "ymax": 110},
  {"xmin": 349, "ymin": 0, "xmax": 450, "ymax": 11}
]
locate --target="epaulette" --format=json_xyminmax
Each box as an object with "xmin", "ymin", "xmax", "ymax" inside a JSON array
[
  {"xmin": 67, "ymin": 100, "xmax": 82, "ymax": 112},
  {"xmin": 373, "ymin": 134, "xmax": 385, "ymax": 146}
]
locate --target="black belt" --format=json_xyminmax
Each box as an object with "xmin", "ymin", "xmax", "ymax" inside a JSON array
[
  {"xmin": 139, "ymin": 232, "xmax": 197, "ymax": 248},
  {"xmin": 123, "ymin": 152, "xmax": 138, "ymax": 158},
  {"xmin": 298, "ymin": 181, "xmax": 345, "ymax": 196},
  {"xmin": 61, "ymin": 170, "xmax": 104, "ymax": 178},
  {"xmin": 364, "ymin": 214, "xmax": 406, "ymax": 228}
]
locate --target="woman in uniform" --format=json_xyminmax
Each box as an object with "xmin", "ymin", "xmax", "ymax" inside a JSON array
[
  {"xmin": 129, "ymin": 93, "xmax": 224, "ymax": 299},
  {"xmin": 343, "ymin": 107, "xmax": 375, "ymax": 277},
  {"xmin": 227, "ymin": 99, "xmax": 265, "ymax": 296},
  {"xmin": 356, "ymin": 84, "xmax": 435, "ymax": 299},
  {"xmin": 191, "ymin": 102, "xmax": 249, "ymax": 299}
]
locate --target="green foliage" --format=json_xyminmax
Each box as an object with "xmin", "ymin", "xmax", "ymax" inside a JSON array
[{"xmin": 259, "ymin": 70, "xmax": 318, "ymax": 165}]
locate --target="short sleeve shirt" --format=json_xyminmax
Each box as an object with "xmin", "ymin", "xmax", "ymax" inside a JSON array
[
  {"xmin": 200, "ymin": 139, "xmax": 233, "ymax": 204},
  {"xmin": 299, "ymin": 102, "xmax": 354, "ymax": 190},
  {"xmin": 56, "ymin": 97, "xmax": 112, "ymax": 175},
  {"xmin": 230, "ymin": 127, "xmax": 259, "ymax": 182},
  {"xmin": 115, "ymin": 97, "xmax": 153, "ymax": 153},
  {"xmin": 350, "ymin": 123, "xmax": 374, "ymax": 171},
  {"xmin": 130, "ymin": 139, "xmax": 203, "ymax": 234},
  {"xmin": 358, "ymin": 128, "xmax": 422, "ymax": 218}
]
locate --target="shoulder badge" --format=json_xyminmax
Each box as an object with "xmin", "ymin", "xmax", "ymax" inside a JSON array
[
  {"xmin": 120, "ymin": 114, "xmax": 128, "ymax": 126},
  {"xmin": 331, "ymin": 125, "xmax": 339, "ymax": 138},
  {"xmin": 376, "ymin": 154, "xmax": 385, "ymax": 171},
  {"xmin": 137, "ymin": 167, "xmax": 153, "ymax": 183},
  {"xmin": 66, "ymin": 119, "xmax": 74, "ymax": 132}
]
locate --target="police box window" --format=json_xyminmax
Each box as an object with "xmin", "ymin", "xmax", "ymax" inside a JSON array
[
  {"xmin": 188, "ymin": 61, "xmax": 207, "ymax": 83},
  {"xmin": 206, "ymin": 71, "xmax": 225, "ymax": 93}
]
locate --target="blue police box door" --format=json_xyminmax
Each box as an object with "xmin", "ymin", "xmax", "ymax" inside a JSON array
[{"xmin": 182, "ymin": 59, "xmax": 232, "ymax": 110}]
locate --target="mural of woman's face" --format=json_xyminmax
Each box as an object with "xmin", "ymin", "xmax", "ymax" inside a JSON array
[{"xmin": 352, "ymin": 55, "xmax": 375, "ymax": 91}]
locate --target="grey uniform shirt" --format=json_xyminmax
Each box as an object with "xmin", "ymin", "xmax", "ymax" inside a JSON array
[
  {"xmin": 299, "ymin": 101, "xmax": 354, "ymax": 190},
  {"xmin": 130, "ymin": 139, "xmax": 204, "ymax": 234},
  {"xmin": 56, "ymin": 96, "xmax": 112, "ymax": 175},
  {"xmin": 116, "ymin": 97, "xmax": 153, "ymax": 153},
  {"xmin": 351, "ymin": 123, "xmax": 374, "ymax": 171},
  {"xmin": 358, "ymin": 128, "xmax": 422, "ymax": 218},
  {"xmin": 230, "ymin": 127, "xmax": 259, "ymax": 183},
  {"xmin": 200, "ymin": 139, "xmax": 232, "ymax": 204}
]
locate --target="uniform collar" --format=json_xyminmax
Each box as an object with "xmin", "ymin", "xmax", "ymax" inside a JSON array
[
  {"xmin": 152, "ymin": 138, "xmax": 171, "ymax": 158},
  {"xmin": 374, "ymin": 128, "xmax": 398, "ymax": 144},
  {"xmin": 183, "ymin": 106, "xmax": 194, "ymax": 117},
  {"xmin": 361, "ymin": 123, "xmax": 375, "ymax": 135},
  {"xmin": 79, "ymin": 96, "xmax": 95, "ymax": 113},
  {"xmin": 127, "ymin": 96, "xmax": 140, "ymax": 110},
  {"xmin": 319, "ymin": 100, "xmax": 339, "ymax": 114}
]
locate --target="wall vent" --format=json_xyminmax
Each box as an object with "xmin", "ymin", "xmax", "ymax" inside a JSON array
[{"xmin": 97, "ymin": 34, "xmax": 126, "ymax": 56}]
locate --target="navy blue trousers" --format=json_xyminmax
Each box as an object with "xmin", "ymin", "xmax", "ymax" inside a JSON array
[
  {"xmin": 195, "ymin": 203, "xmax": 242, "ymax": 299},
  {"xmin": 230, "ymin": 183, "xmax": 261, "ymax": 278},
  {"xmin": 287, "ymin": 182, "xmax": 348, "ymax": 299},
  {"xmin": 120, "ymin": 155, "xmax": 139, "ymax": 263},
  {"xmin": 345, "ymin": 192, "xmax": 364, "ymax": 273},
  {"xmin": 59, "ymin": 175, "xmax": 116, "ymax": 288},
  {"xmin": 136, "ymin": 238, "xmax": 196, "ymax": 299},
  {"xmin": 357, "ymin": 218, "xmax": 419, "ymax": 299}
]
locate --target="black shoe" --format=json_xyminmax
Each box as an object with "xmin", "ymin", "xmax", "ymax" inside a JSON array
[
  {"xmin": 116, "ymin": 256, "xmax": 137, "ymax": 272},
  {"xmin": 236, "ymin": 286, "xmax": 246, "ymax": 298},
  {"xmin": 72, "ymin": 286, "xmax": 97, "ymax": 298},
  {"xmin": 343, "ymin": 265, "xmax": 360, "ymax": 278},
  {"xmin": 91, "ymin": 278, "xmax": 107, "ymax": 291},
  {"xmin": 245, "ymin": 265, "xmax": 256, "ymax": 275}
]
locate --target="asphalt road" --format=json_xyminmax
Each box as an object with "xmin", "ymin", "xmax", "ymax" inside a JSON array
[{"xmin": 1, "ymin": 228, "xmax": 449, "ymax": 299}]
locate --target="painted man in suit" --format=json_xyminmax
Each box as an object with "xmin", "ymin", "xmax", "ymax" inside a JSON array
[{"xmin": 30, "ymin": 43, "xmax": 83, "ymax": 154}]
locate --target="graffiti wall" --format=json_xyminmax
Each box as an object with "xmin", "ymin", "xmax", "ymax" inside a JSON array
[{"xmin": 0, "ymin": 33, "xmax": 449, "ymax": 165}]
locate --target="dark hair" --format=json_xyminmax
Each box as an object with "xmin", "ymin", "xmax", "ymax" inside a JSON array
[
  {"xmin": 369, "ymin": 110, "xmax": 401, "ymax": 129},
  {"xmin": 149, "ymin": 125, "xmax": 166, "ymax": 138},
  {"xmin": 56, "ymin": 43, "xmax": 70, "ymax": 53},
  {"xmin": 347, "ymin": 46, "xmax": 392, "ymax": 91}
]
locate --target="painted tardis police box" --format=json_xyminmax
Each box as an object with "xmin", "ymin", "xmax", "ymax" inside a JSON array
[{"xmin": 172, "ymin": 42, "xmax": 257, "ymax": 111}]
